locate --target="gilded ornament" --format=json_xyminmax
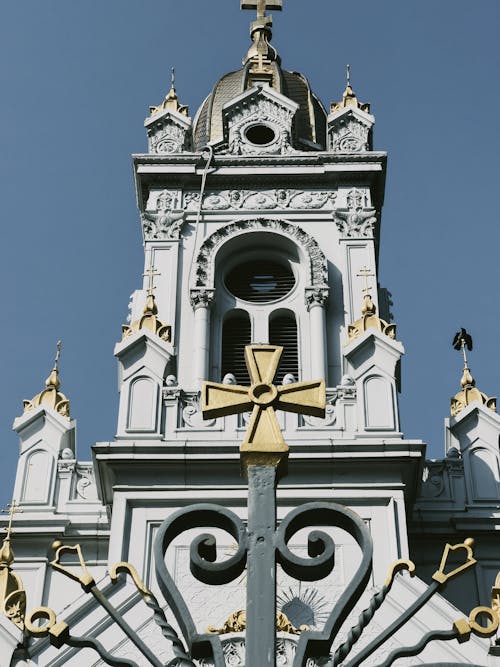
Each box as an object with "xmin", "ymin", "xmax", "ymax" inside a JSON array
[
  {"xmin": 347, "ymin": 268, "xmax": 396, "ymax": 342},
  {"xmin": 202, "ymin": 344, "xmax": 325, "ymax": 475},
  {"xmin": 450, "ymin": 328, "xmax": 496, "ymax": 417},
  {"xmin": 0, "ymin": 500, "xmax": 26, "ymax": 631},
  {"xmin": 330, "ymin": 65, "xmax": 370, "ymax": 114},
  {"xmin": 122, "ymin": 266, "xmax": 171, "ymax": 343},
  {"xmin": 207, "ymin": 608, "xmax": 307, "ymax": 635},
  {"xmin": 23, "ymin": 340, "xmax": 70, "ymax": 419},
  {"xmin": 149, "ymin": 67, "xmax": 189, "ymax": 118}
]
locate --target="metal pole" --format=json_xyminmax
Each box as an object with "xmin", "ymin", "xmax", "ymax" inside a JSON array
[{"xmin": 246, "ymin": 465, "xmax": 277, "ymax": 667}]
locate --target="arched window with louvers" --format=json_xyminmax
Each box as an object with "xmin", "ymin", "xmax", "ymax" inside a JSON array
[
  {"xmin": 269, "ymin": 309, "xmax": 299, "ymax": 383},
  {"xmin": 221, "ymin": 309, "xmax": 251, "ymax": 385}
]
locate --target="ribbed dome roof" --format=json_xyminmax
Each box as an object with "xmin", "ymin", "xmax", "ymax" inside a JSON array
[{"xmin": 193, "ymin": 62, "xmax": 327, "ymax": 152}]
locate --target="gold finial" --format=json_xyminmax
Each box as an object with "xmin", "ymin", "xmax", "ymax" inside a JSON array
[
  {"xmin": 0, "ymin": 501, "xmax": 22, "ymax": 567},
  {"xmin": 122, "ymin": 263, "xmax": 171, "ymax": 342},
  {"xmin": 0, "ymin": 499, "xmax": 26, "ymax": 631},
  {"xmin": 241, "ymin": 1, "xmax": 282, "ymax": 79},
  {"xmin": 23, "ymin": 341, "xmax": 70, "ymax": 419},
  {"xmin": 450, "ymin": 328, "xmax": 496, "ymax": 417},
  {"xmin": 347, "ymin": 267, "xmax": 396, "ymax": 342},
  {"xmin": 149, "ymin": 65, "xmax": 189, "ymax": 117},
  {"xmin": 331, "ymin": 65, "xmax": 371, "ymax": 114},
  {"xmin": 202, "ymin": 344, "xmax": 325, "ymax": 477}
]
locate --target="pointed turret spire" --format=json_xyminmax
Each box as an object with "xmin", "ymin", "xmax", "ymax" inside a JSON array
[
  {"xmin": 23, "ymin": 341, "xmax": 70, "ymax": 419},
  {"xmin": 122, "ymin": 264, "xmax": 171, "ymax": 342},
  {"xmin": 241, "ymin": 1, "xmax": 282, "ymax": 84},
  {"xmin": 149, "ymin": 66, "xmax": 189, "ymax": 117},
  {"xmin": 331, "ymin": 65, "xmax": 371, "ymax": 113},
  {"xmin": 347, "ymin": 267, "xmax": 396, "ymax": 342},
  {"xmin": 450, "ymin": 328, "xmax": 496, "ymax": 416}
]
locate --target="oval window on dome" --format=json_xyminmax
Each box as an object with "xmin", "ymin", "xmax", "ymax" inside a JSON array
[
  {"xmin": 225, "ymin": 260, "xmax": 295, "ymax": 303},
  {"xmin": 244, "ymin": 124, "xmax": 276, "ymax": 146}
]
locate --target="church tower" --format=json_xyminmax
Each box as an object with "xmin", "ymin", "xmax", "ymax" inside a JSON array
[{"xmin": 2, "ymin": 3, "xmax": 499, "ymax": 665}]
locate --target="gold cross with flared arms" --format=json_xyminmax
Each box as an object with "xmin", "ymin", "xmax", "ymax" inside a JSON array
[
  {"xmin": 241, "ymin": 0, "xmax": 283, "ymax": 20},
  {"xmin": 202, "ymin": 345, "xmax": 325, "ymax": 475}
]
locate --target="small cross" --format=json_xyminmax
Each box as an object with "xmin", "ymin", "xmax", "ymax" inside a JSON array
[
  {"xmin": 202, "ymin": 345, "xmax": 325, "ymax": 473},
  {"xmin": 357, "ymin": 266, "xmax": 375, "ymax": 296},
  {"xmin": 143, "ymin": 265, "xmax": 161, "ymax": 296},
  {"xmin": 241, "ymin": 0, "xmax": 283, "ymax": 20},
  {"xmin": 1, "ymin": 500, "xmax": 23, "ymax": 541},
  {"xmin": 346, "ymin": 63, "xmax": 351, "ymax": 87}
]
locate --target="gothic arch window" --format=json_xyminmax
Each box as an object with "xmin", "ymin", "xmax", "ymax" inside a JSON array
[
  {"xmin": 269, "ymin": 309, "xmax": 299, "ymax": 383},
  {"xmin": 221, "ymin": 310, "xmax": 251, "ymax": 385}
]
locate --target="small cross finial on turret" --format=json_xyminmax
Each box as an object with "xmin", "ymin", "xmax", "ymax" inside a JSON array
[
  {"xmin": 170, "ymin": 66, "xmax": 175, "ymax": 89},
  {"xmin": 346, "ymin": 63, "xmax": 351, "ymax": 87},
  {"xmin": 143, "ymin": 264, "xmax": 161, "ymax": 297},
  {"xmin": 357, "ymin": 266, "xmax": 375, "ymax": 297}
]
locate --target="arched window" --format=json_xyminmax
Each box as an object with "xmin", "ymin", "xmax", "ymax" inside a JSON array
[
  {"xmin": 221, "ymin": 310, "xmax": 251, "ymax": 384},
  {"xmin": 269, "ymin": 310, "xmax": 298, "ymax": 383}
]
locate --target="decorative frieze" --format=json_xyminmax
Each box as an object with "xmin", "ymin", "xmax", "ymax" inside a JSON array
[
  {"xmin": 184, "ymin": 188, "xmax": 336, "ymax": 212},
  {"xmin": 180, "ymin": 392, "xmax": 216, "ymax": 428},
  {"xmin": 141, "ymin": 190, "xmax": 186, "ymax": 241},
  {"xmin": 74, "ymin": 464, "xmax": 98, "ymax": 501}
]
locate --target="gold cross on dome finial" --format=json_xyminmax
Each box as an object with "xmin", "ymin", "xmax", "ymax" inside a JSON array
[
  {"xmin": 143, "ymin": 264, "xmax": 161, "ymax": 297},
  {"xmin": 202, "ymin": 345, "xmax": 325, "ymax": 476},
  {"xmin": 1, "ymin": 500, "xmax": 22, "ymax": 542},
  {"xmin": 241, "ymin": 0, "xmax": 283, "ymax": 20},
  {"xmin": 357, "ymin": 266, "xmax": 375, "ymax": 296}
]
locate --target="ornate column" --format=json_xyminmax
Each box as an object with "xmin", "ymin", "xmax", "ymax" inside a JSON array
[
  {"xmin": 305, "ymin": 286, "xmax": 329, "ymax": 382},
  {"xmin": 190, "ymin": 288, "xmax": 215, "ymax": 387}
]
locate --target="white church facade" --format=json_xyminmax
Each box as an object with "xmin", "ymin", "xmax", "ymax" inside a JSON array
[{"xmin": 1, "ymin": 2, "xmax": 500, "ymax": 665}]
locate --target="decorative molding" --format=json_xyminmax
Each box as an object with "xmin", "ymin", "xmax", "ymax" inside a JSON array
[
  {"xmin": 334, "ymin": 188, "xmax": 376, "ymax": 238},
  {"xmin": 184, "ymin": 189, "xmax": 336, "ymax": 212},
  {"xmin": 192, "ymin": 218, "xmax": 327, "ymax": 290},
  {"xmin": 304, "ymin": 286, "xmax": 329, "ymax": 310},
  {"xmin": 146, "ymin": 112, "xmax": 192, "ymax": 155},
  {"xmin": 421, "ymin": 463, "xmax": 446, "ymax": 499},
  {"xmin": 74, "ymin": 464, "xmax": 98, "ymax": 501},
  {"xmin": 189, "ymin": 288, "xmax": 216, "ymax": 310},
  {"xmin": 181, "ymin": 392, "xmax": 216, "ymax": 428},
  {"xmin": 57, "ymin": 459, "xmax": 75, "ymax": 474},
  {"xmin": 223, "ymin": 90, "xmax": 298, "ymax": 156},
  {"xmin": 329, "ymin": 116, "xmax": 371, "ymax": 153},
  {"xmin": 141, "ymin": 190, "xmax": 186, "ymax": 240}
]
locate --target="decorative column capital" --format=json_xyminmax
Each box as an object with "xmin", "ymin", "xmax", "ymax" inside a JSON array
[
  {"xmin": 190, "ymin": 288, "xmax": 215, "ymax": 310},
  {"xmin": 305, "ymin": 286, "xmax": 329, "ymax": 310}
]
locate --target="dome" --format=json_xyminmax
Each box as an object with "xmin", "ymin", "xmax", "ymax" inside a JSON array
[{"xmin": 192, "ymin": 8, "xmax": 327, "ymax": 153}]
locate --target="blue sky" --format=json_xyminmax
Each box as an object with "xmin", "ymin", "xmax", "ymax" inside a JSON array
[{"xmin": 0, "ymin": 1, "xmax": 499, "ymax": 511}]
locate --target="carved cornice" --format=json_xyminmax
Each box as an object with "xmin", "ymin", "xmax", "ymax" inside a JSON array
[{"xmin": 192, "ymin": 218, "xmax": 327, "ymax": 291}]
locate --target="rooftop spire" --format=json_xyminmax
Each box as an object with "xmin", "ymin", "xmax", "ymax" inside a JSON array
[
  {"xmin": 450, "ymin": 328, "xmax": 496, "ymax": 416},
  {"xmin": 23, "ymin": 341, "xmax": 70, "ymax": 419},
  {"xmin": 149, "ymin": 66, "xmax": 189, "ymax": 118},
  {"xmin": 241, "ymin": 0, "xmax": 282, "ymax": 79},
  {"xmin": 331, "ymin": 65, "xmax": 371, "ymax": 114},
  {"xmin": 347, "ymin": 266, "xmax": 396, "ymax": 342},
  {"xmin": 121, "ymin": 262, "xmax": 171, "ymax": 343}
]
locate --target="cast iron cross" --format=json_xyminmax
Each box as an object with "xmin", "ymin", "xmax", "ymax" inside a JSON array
[
  {"xmin": 357, "ymin": 265, "xmax": 375, "ymax": 297},
  {"xmin": 202, "ymin": 344, "xmax": 325, "ymax": 474},
  {"xmin": 240, "ymin": 0, "xmax": 283, "ymax": 20}
]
